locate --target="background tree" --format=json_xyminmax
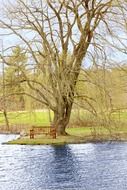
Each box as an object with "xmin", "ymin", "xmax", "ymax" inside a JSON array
[{"xmin": 5, "ymin": 46, "xmax": 27, "ymax": 110}]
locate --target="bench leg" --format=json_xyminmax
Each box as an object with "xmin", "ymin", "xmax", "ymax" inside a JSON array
[{"xmin": 30, "ymin": 130, "xmax": 34, "ymax": 139}]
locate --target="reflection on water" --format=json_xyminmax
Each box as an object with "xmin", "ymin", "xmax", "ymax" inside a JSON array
[
  {"xmin": 50, "ymin": 146, "xmax": 80, "ymax": 189},
  {"xmin": 0, "ymin": 135, "xmax": 127, "ymax": 190}
]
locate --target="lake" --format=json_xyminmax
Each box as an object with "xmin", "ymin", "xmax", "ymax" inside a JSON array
[{"xmin": 0, "ymin": 134, "xmax": 127, "ymax": 190}]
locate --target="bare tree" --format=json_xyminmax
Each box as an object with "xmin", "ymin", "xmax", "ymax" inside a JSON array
[
  {"xmin": 0, "ymin": 39, "xmax": 10, "ymax": 130},
  {"xmin": 0, "ymin": 0, "xmax": 127, "ymax": 135}
]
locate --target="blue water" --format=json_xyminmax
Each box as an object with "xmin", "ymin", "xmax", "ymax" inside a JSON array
[{"xmin": 0, "ymin": 135, "xmax": 127, "ymax": 190}]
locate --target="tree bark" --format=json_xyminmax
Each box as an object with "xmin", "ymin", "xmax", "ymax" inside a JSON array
[{"xmin": 52, "ymin": 102, "xmax": 72, "ymax": 136}]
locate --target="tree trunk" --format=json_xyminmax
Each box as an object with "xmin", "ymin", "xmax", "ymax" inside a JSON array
[
  {"xmin": 52, "ymin": 103, "xmax": 72, "ymax": 136},
  {"xmin": 3, "ymin": 109, "xmax": 9, "ymax": 131}
]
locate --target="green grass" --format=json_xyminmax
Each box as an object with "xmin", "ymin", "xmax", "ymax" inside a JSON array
[
  {"xmin": 66, "ymin": 127, "xmax": 91, "ymax": 136},
  {"xmin": 0, "ymin": 111, "xmax": 53, "ymax": 126},
  {"xmin": 112, "ymin": 111, "xmax": 127, "ymax": 121},
  {"xmin": 7, "ymin": 135, "xmax": 86, "ymax": 145}
]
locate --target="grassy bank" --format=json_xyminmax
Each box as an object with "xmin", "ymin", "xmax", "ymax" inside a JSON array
[
  {"xmin": 7, "ymin": 127, "xmax": 90, "ymax": 145},
  {"xmin": 7, "ymin": 126, "xmax": 127, "ymax": 145}
]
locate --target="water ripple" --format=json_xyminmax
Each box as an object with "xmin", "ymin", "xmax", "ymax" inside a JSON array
[{"xmin": 0, "ymin": 135, "xmax": 127, "ymax": 190}]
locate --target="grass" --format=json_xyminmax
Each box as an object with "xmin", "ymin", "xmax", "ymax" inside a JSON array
[
  {"xmin": 0, "ymin": 110, "xmax": 53, "ymax": 126},
  {"xmin": 112, "ymin": 111, "xmax": 127, "ymax": 121},
  {"xmin": 7, "ymin": 135, "xmax": 87, "ymax": 145},
  {"xmin": 67, "ymin": 127, "xmax": 91, "ymax": 136}
]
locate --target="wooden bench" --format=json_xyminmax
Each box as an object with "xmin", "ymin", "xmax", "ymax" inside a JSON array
[{"xmin": 30, "ymin": 126, "xmax": 56, "ymax": 139}]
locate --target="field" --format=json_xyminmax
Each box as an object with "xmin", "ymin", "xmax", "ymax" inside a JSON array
[
  {"xmin": 0, "ymin": 109, "xmax": 127, "ymax": 128},
  {"xmin": 0, "ymin": 110, "xmax": 53, "ymax": 126}
]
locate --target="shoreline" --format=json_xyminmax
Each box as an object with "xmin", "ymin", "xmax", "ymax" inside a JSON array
[
  {"xmin": 5, "ymin": 134, "xmax": 127, "ymax": 145},
  {"xmin": 1, "ymin": 126, "xmax": 127, "ymax": 146},
  {"xmin": 0, "ymin": 132, "xmax": 20, "ymax": 135}
]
